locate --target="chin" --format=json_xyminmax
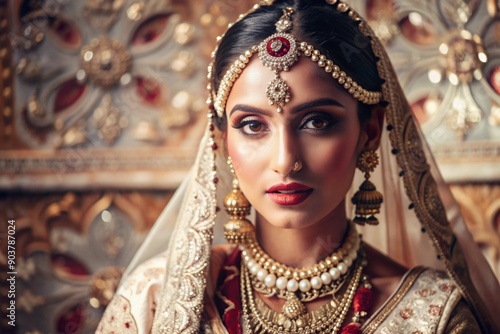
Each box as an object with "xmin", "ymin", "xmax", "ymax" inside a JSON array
[{"xmin": 260, "ymin": 212, "xmax": 316, "ymax": 230}]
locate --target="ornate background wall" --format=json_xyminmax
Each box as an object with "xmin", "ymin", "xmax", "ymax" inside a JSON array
[
  {"xmin": 0, "ymin": 1, "xmax": 258, "ymax": 333},
  {"xmin": 351, "ymin": 0, "xmax": 500, "ymax": 275},
  {"xmin": 0, "ymin": 0, "xmax": 498, "ymax": 333}
]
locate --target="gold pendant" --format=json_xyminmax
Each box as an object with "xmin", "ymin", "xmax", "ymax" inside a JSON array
[{"xmin": 282, "ymin": 292, "xmax": 306, "ymax": 320}]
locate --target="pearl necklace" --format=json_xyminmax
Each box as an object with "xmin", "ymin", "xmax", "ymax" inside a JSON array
[
  {"xmin": 241, "ymin": 254, "xmax": 369, "ymax": 334},
  {"xmin": 241, "ymin": 222, "xmax": 360, "ymax": 302}
]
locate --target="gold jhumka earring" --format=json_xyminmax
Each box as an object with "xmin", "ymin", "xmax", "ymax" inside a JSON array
[
  {"xmin": 223, "ymin": 157, "xmax": 255, "ymax": 244},
  {"xmin": 351, "ymin": 150, "xmax": 383, "ymax": 225}
]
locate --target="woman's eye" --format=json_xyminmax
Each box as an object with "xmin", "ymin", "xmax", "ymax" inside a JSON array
[
  {"xmin": 245, "ymin": 122, "xmax": 263, "ymax": 132},
  {"xmin": 237, "ymin": 120, "xmax": 268, "ymax": 135},
  {"xmin": 301, "ymin": 116, "xmax": 331, "ymax": 130}
]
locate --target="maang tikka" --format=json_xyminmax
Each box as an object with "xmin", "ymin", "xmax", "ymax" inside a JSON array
[
  {"xmin": 223, "ymin": 157, "xmax": 255, "ymax": 244},
  {"xmin": 258, "ymin": 6, "xmax": 298, "ymax": 113},
  {"xmin": 352, "ymin": 150, "xmax": 383, "ymax": 225},
  {"xmin": 213, "ymin": 6, "xmax": 382, "ymax": 118}
]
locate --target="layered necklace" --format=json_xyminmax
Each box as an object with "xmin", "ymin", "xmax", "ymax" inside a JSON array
[{"xmin": 239, "ymin": 222, "xmax": 374, "ymax": 334}]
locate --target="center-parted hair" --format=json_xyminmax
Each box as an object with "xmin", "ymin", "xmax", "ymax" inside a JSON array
[{"xmin": 212, "ymin": 0, "xmax": 383, "ymax": 128}]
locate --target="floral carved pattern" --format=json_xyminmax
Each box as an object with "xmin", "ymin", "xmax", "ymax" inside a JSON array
[
  {"xmin": 1, "ymin": 0, "xmax": 211, "ymax": 190},
  {"xmin": 359, "ymin": 0, "xmax": 500, "ymax": 182},
  {"xmin": 11, "ymin": 0, "xmax": 206, "ymax": 150},
  {"xmin": 355, "ymin": 0, "xmax": 500, "ymax": 280},
  {"xmin": 0, "ymin": 190, "xmax": 172, "ymax": 334}
]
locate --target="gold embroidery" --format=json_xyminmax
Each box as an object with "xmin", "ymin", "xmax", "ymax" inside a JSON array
[
  {"xmin": 439, "ymin": 283, "xmax": 456, "ymax": 292},
  {"xmin": 362, "ymin": 267, "xmax": 424, "ymax": 333},
  {"xmin": 443, "ymin": 299, "xmax": 481, "ymax": 333},
  {"xmin": 364, "ymin": 268, "xmax": 460, "ymax": 333},
  {"xmin": 366, "ymin": 1, "xmax": 479, "ymax": 321},
  {"xmin": 152, "ymin": 127, "xmax": 218, "ymax": 334},
  {"xmin": 215, "ymin": 264, "xmax": 240, "ymax": 317}
]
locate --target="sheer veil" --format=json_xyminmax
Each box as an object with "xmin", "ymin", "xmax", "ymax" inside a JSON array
[{"xmin": 119, "ymin": 1, "xmax": 500, "ymax": 333}]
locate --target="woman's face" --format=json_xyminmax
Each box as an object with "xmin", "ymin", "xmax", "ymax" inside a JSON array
[{"xmin": 225, "ymin": 57, "xmax": 378, "ymax": 229}]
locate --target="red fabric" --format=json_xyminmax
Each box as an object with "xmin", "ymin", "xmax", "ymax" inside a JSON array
[
  {"xmin": 215, "ymin": 248, "xmax": 243, "ymax": 334},
  {"xmin": 353, "ymin": 287, "xmax": 373, "ymax": 313},
  {"xmin": 341, "ymin": 323, "xmax": 362, "ymax": 334}
]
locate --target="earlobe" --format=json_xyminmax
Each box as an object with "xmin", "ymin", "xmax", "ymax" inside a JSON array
[{"xmin": 363, "ymin": 105, "xmax": 384, "ymax": 151}]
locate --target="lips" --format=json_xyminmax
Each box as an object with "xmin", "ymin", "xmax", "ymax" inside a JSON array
[{"xmin": 266, "ymin": 182, "xmax": 313, "ymax": 206}]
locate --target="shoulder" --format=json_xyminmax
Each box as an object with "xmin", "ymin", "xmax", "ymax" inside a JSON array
[
  {"xmin": 364, "ymin": 267, "xmax": 478, "ymax": 333},
  {"xmin": 395, "ymin": 267, "xmax": 463, "ymax": 317},
  {"xmin": 96, "ymin": 253, "xmax": 167, "ymax": 334},
  {"xmin": 406, "ymin": 267, "xmax": 464, "ymax": 317},
  {"xmin": 410, "ymin": 267, "xmax": 458, "ymax": 293}
]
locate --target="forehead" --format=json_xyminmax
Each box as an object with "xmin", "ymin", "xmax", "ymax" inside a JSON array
[{"xmin": 225, "ymin": 56, "xmax": 356, "ymax": 111}]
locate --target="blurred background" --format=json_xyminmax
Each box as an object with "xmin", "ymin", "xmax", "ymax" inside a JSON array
[{"xmin": 0, "ymin": 0, "xmax": 499, "ymax": 333}]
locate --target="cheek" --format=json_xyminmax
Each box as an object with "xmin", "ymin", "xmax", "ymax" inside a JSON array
[
  {"xmin": 305, "ymin": 133, "xmax": 360, "ymax": 180},
  {"xmin": 226, "ymin": 132, "xmax": 265, "ymax": 182},
  {"xmin": 317, "ymin": 145, "xmax": 354, "ymax": 175}
]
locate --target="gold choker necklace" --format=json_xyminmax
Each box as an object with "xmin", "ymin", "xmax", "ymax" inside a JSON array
[
  {"xmin": 241, "ymin": 255, "xmax": 369, "ymax": 334},
  {"xmin": 240, "ymin": 222, "xmax": 360, "ymax": 302}
]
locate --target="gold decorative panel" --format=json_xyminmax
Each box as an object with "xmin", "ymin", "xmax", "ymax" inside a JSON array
[
  {"xmin": 0, "ymin": 191, "xmax": 172, "ymax": 333},
  {"xmin": 450, "ymin": 184, "xmax": 500, "ymax": 275},
  {"xmin": 0, "ymin": 1, "xmax": 259, "ymax": 333},
  {"xmin": 6, "ymin": 0, "xmax": 497, "ymax": 333},
  {"xmin": 353, "ymin": 0, "xmax": 500, "ymax": 183},
  {"xmin": 1, "ymin": 0, "xmax": 209, "ymax": 190},
  {"xmin": 351, "ymin": 0, "xmax": 500, "ymax": 278}
]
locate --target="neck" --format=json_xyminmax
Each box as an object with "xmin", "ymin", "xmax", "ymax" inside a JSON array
[{"xmin": 254, "ymin": 204, "xmax": 349, "ymax": 268}]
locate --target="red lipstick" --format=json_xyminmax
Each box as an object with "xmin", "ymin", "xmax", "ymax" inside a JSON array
[{"xmin": 266, "ymin": 182, "xmax": 313, "ymax": 206}]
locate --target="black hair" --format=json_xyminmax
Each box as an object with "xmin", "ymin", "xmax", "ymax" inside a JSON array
[{"xmin": 213, "ymin": 0, "xmax": 383, "ymax": 129}]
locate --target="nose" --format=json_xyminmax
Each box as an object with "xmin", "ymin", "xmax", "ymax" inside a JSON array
[{"xmin": 270, "ymin": 127, "xmax": 302, "ymax": 178}]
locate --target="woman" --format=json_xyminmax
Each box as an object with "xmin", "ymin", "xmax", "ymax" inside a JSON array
[{"xmin": 97, "ymin": 0, "xmax": 500, "ymax": 333}]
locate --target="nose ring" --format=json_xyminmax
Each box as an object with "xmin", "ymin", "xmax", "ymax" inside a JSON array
[
  {"xmin": 279, "ymin": 161, "xmax": 303, "ymax": 177},
  {"xmin": 292, "ymin": 161, "xmax": 302, "ymax": 172}
]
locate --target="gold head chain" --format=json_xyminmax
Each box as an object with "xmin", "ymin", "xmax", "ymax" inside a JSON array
[{"xmin": 206, "ymin": 1, "xmax": 383, "ymax": 118}]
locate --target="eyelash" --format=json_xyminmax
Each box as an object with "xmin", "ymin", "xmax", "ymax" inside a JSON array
[
  {"xmin": 299, "ymin": 114, "xmax": 335, "ymax": 130},
  {"xmin": 231, "ymin": 117, "xmax": 267, "ymax": 136},
  {"xmin": 231, "ymin": 113, "xmax": 337, "ymax": 136}
]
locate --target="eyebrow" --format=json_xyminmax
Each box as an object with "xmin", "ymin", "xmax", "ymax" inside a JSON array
[
  {"xmin": 229, "ymin": 98, "xmax": 345, "ymax": 116},
  {"xmin": 229, "ymin": 104, "xmax": 266, "ymax": 117},
  {"xmin": 292, "ymin": 98, "xmax": 345, "ymax": 113}
]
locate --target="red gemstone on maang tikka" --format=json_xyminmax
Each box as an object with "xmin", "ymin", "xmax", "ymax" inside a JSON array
[{"xmin": 266, "ymin": 36, "xmax": 290, "ymax": 57}]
